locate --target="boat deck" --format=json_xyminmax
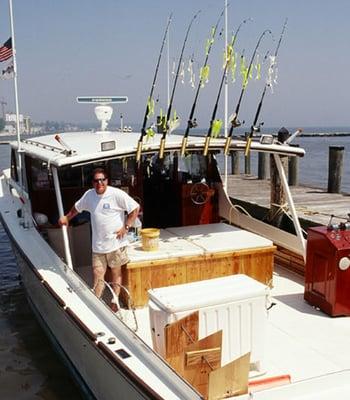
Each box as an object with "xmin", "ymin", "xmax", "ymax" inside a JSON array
[{"xmin": 135, "ymin": 264, "xmax": 350, "ymax": 387}]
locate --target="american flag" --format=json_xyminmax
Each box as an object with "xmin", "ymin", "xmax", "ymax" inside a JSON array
[{"xmin": 0, "ymin": 38, "xmax": 12, "ymax": 62}]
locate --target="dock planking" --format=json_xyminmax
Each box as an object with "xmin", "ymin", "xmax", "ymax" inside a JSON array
[{"xmin": 225, "ymin": 174, "xmax": 350, "ymax": 227}]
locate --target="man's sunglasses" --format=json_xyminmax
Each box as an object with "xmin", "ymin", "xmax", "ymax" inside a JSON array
[{"xmin": 93, "ymin": 178, "xmax": 107, "ymax": 183}]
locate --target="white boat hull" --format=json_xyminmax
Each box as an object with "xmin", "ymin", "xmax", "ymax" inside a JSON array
[{"xmin": 11, "ymin": 243, "xmax": 160, "ymax": 400}]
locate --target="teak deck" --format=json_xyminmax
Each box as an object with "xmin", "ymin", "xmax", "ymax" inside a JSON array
[{"xmin": 124, "ymin": 246, "xmax": 275, "ymax": 307}]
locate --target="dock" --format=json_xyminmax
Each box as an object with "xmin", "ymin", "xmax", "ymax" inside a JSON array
[
  {"xmin": 225, "ymin": 174, "xmax": 350, "ymax": 227},
  {"xmin": 225, "ymin": 174, "xmax": 350, "ymax": 275}
]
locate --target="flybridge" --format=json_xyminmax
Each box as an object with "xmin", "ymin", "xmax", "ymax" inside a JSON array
[{"xmin": 76, "ymin": 96, "xmax": 128, "ymax": 131}]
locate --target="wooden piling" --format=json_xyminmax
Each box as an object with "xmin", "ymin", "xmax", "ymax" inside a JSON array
[
  {"xmin": 328, "ymin": 146, "xmax": 344, "ymax": 193},
  {"xmin": 258, "ymin": 153, "xmax": 268, "ymax": 180},
  {"xmin": 288, "ymin": 144, "xmax": 299, "ymax": 186},
  {"xmin": 230, "ymin": 151, "xmax": 240, "ymax": 175},
  {"xmin": 269, "ymin": 154, "xmax": 288, "ymax": 227}
]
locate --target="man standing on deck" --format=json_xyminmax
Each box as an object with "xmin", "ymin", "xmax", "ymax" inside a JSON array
[{"xmin": 58, "ymin": 167, "xmax": 139, "ymax": 309}]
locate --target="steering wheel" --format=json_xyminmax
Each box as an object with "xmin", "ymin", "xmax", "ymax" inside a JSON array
[{"xmin": 190, "ymin": 182, "xmax": 214, "ymax": 205}]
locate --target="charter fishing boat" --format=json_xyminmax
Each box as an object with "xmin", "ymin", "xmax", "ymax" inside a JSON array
[
  {"xmin": 2, "ymin": 94, "xmax": 350, "ymax": 399},
  {"xmin": 3, "ymin": 1, "xmax": 350, "ymax": 397}
]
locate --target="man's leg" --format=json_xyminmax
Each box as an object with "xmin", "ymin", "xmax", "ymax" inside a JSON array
[
  {"xmin": 92, "ymin": 253, "xmax": 107, "ymax": 298},
  {"xmin": 109, "ymin": 266, "xmax": 122, "ymax": 297},
  {"xmin": 107, "ymin": 247, "xmax": 129, "ymax": 302}
]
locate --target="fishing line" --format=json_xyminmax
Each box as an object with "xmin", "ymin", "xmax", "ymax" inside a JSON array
[
  {"xmin": 159, "ymin": 10, "xmax": 201, "ymax": 159},
  {"xmin": 203, "ymin": 17, "xmax": 252, "ymax": 156},
  {"xmin": 136, "ymin": 13, "xmax": 172, "ymax": 163}
]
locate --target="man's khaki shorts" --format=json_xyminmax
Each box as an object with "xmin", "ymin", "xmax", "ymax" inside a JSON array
[{"xmin": 92, "ymin": 247, "xmax": 129, "ymax": 269}]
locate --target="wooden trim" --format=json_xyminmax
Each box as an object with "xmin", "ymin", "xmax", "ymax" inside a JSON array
[
  {"xmin": 185, "ymin": 347, "xmax": 221, "ymax": 367},
  {"xmin": 275, "ymin": 246, "xmax": 305, "ymax": 276},
  {"xmin": 65, "ymin": 307, "xmax": 98, "ymax": 341},
  {"xmin": 127, "ymin": 246, "xmax": 276, "ymax": 270},
  {"xmin": 42, "ymin": 281, "xmax": 66, "ymax": 308},
  {"xmin": 97, "ymin": 342, "xmax": 165, "ymax": 400},
  {"xmin": 31, "ymin": 266, "xmax": 45, "ymax": 281}
]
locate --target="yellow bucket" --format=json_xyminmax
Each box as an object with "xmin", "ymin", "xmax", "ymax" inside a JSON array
[{"xmin": 140, "ymin": 228, "xmax": 160, "ymax": 251}]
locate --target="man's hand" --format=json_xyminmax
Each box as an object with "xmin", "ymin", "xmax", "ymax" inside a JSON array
[
  {"xmin": 58, "ymin": 215, "xmax": 69, "ymax": 226},
  {"xmin": 116, "ymin": 226, "xmax": 128, "ymax": 239}
]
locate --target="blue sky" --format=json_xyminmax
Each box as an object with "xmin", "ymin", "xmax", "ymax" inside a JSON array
[{"xmin": 0, "ymin": 0, "xmax": 349, "ymax": 129}]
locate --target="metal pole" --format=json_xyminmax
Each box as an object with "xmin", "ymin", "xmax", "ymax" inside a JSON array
[
  {"xmin": 223, "ymin": 0, "xmax": 228, "ymax": 190},
  {"xmin": 52, "ymin": 167, "xmax": 73, "ymax": 269},
  {"xmin": 273, "ymin": 154, "xmax": 306, "ymax": 260},
  {"xmin": 167, "ymin": 21, "xmax": 170, "ymax": 108}
]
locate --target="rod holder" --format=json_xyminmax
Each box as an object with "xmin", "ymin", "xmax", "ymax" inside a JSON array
[
  {"xmin": 224, "ymin": 136, "xmax": 231, "ymax": 156},
  {"xmin": 244, "ymin": 136, "xmax": 253, "ymax": 157},
  {"xmin": 180, "ymin": 136, "xmax": 188, "ymax": 157},
  {"xmin": 203, "ymin": 136, "xmax": 210, "ymax": 156},
  {"xmin": 159, "ymin": 137, "xmax": 166, "ymax": 159},
  {"xmin": 136, "ymin": 140, "xmax": 142, "ymax": 163}
]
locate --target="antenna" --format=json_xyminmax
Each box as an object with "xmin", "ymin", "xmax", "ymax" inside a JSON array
[{"xmin": 76, "ymin": 96, "xmax": 128, "ymax": 131}]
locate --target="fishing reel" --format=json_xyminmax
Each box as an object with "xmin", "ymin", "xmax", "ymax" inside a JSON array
[
  {"xmin": 252, "ymin": 121, "xmax": 264, "ymax": 134},
  {"xmin": 188, "ymin": 118, "xmax": 198, "ymax": 129},
  {"xmin": 231, "ymin": 117, "xmax": 243, "ymax": 128}
]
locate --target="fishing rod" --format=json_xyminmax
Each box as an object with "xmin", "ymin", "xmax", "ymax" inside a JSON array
[
  {"xmin": 159, "ymin": 10, "xmax": 201, "ymax": 159},
  {"xmin": 223, "ymin": 28, "xmax": 272, "ymax": 156},
  {"xmin": 203, "ymin": 18, "xmax": 251, "ymax": 156},
  {"xmin": 180, "ymin": 6, "xmax": 226, "ymax": 157},
  {"xmin": 244, "ymin": 18, "xmax": 288, "ymax": 156},
  {"xmin": 136, "ymin": 14, "xmax": 172, "ymax": 163}
]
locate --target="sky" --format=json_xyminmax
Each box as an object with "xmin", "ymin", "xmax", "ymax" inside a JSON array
[{"xmin": 0, "ymin": 0, "xmax": 349, "ymax": 130}]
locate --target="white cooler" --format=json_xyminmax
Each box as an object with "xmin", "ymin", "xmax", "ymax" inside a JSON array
[{"xmin": 148, "ymin": 274, "xmax": 269, "ymax": 373}]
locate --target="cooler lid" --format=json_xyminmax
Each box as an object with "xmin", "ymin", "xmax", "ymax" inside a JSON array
[
  {"xmin": 148, "ymin": 274, "xmax": 268, "ymax": 313},
  {"xmin": 166, "ymin": 223, "xmax": 273, "ymax": 252}
]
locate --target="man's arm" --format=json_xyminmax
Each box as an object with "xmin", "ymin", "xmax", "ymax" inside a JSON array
[
  {"xmin": 116, "ymin": 206, "xmax": 140, "ymax": 239},
  {"xmin": 58, "ymin": 206, "xmax": 79, "ymax": 226}
]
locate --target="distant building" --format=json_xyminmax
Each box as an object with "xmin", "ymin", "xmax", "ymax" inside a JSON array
[{"xmin": 4, "ymin": 112, "xmax": 31, "ymax": 134}]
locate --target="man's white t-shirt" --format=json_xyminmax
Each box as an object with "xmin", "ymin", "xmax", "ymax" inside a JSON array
[{"xmin": 75, "ymin": 186, "xmax": 139, "ymax": 254}]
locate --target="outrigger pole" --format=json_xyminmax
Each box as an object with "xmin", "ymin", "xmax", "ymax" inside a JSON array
[
  {"xmin": 180, "ymin": 6, "xmax": 226, "ymax": 157},
  {"xmin": 244, "ymin": 18, "xmax": 288, "ymax": 156},
  {"xmin": 136, "ymin": 14, "xmax": 172, "ymax": 163},
  {"xmin": 159, "ymin": 10, "xmax": 200, "ymax": 159},
  {"xmin": 203, "ymin": 18, "xmax": 251, "ymax": 156},
  {"xmin": 223, "ymin": 28, "xmax": 272, "ymax": 156}
]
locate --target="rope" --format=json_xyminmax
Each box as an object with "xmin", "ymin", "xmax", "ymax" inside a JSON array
[
  {"xmin": 268, "ymin": 202, "xmax": 307, "ymax": 236},
  {"xmin": 181, "ymin": 325, "xmax": 214, "ymax": 370},
  {"xmin": 228, "ymin": 203, "xmax": 252, "ymax": 225},
  {"xmin": 94, "ymin": 279, "xmax": 138, "ymax": 332}
]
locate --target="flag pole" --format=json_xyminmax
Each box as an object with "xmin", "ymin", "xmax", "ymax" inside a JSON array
[
  {"xmin": 8, "ymin": 0, "xmax": 21, "ymax": 151},
  {"xmin": 8, "ymin": 0, "xmax": 27, "ymax": 226}
]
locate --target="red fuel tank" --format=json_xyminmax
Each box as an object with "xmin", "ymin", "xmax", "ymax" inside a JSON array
[{"xmin": 304, "ymin": 225, "xmax": 350, "ymax": 316}]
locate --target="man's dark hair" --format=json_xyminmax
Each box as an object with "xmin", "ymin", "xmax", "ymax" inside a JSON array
[{"xmin": 92, "ymin": 167, "xmax": 108, "ymax": 180}]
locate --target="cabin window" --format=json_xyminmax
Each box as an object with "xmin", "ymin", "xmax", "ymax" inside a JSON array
[
  {"xmin": 30, "ymin": 158, "xmax": 52, "ymax": 190},
  {"xmin": 10, "ymin": 149, "xmax": 18, "ymax": 182},
  {"xmin": 178, "ymin": 153, "xmax": 208, "ymax": 183},
  {"xmin": 143, "ymin": 153, "xmax": 175, "ymax": 181},
  {"xmin": 109, "ymin": 158, "xmax": 137, "ymax": 188},
  {"xmin": 58, "ymin": 166, "xmax": 82, "ymax": 188}
]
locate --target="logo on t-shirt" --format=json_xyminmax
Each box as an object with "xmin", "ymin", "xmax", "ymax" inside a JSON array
[{"xmin": 103, "ymin": 203, "xmax": 111, "ymax": 209}]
